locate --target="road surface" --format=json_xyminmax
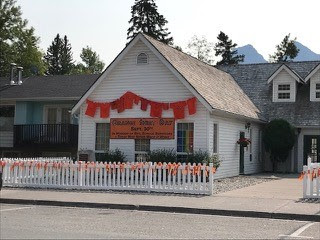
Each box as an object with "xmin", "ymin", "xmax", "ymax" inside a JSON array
[{"xmin": 0, "ymin": 204, "xmax": 319, "ymax": 239}]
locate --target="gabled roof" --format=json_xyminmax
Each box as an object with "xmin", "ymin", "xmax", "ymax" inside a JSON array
[
  {"xmin": 267, "ymin": 64, "xmax": 303, "ymax": 83},
  {"xmin": 304, "ymin": 63, "xmax": 320, "ymax": 82},
  {"xmin": 0, "ymin": 74, "xmax": 99, "ymax": 101},
  {"xmin": 72, "ymin": 33, "xmax": 262, "ymax": 121},
  {"xmin": 217, "ymin": 61, "xmax": 320, "ymax": 127}
]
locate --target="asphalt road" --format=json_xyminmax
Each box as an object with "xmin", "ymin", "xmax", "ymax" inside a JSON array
[{"xmin": 0, "ymin": 204, "xmax": 319, "ymax": 239}]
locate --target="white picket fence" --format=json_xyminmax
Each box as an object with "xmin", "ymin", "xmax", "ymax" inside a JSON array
[
  {"xmin": 0, "ymin": 158, "xmax": 214, "ymax": 195},
  {"xmin": 302, "ymin": 158, "xmax": 320, "ymax": 199}
]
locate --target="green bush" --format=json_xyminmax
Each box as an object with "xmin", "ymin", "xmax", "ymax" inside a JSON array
[
  {"xmin": 185, "ymin": 150, "xmax": 221, "ymax": 169},
  {"xmin": 95, "ymin": 148, "xmax": 126, "ymax": 163},
  {"xmin": 263, "ymin": 119, "xmax": 295, "ymax": 172},
  {"xmin": 146, "ymin": 148, "xmax": 220, "ymax": 169},
  {"xmin": 147, "ymin": 148, "xmax": 177, "ymax": 163}
]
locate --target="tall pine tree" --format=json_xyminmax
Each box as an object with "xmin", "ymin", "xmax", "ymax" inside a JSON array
[
  {"xmin": 44, "ymin": 34, "xmax": 62, "ymax": 75},
  {"xmin": 269, "ymin": 34, "xmax": 299, "ymax": 62},
  {"xmin": 44, "ymin": 34, "xmax": 74, "ymax": 75},
  {"xmin": 214, "ymin": 31, "xmax": 244, "ymax": 65},
  {"xmin": 127, "ymin": 0, "xmax": 173, "ymax": 45},
  {"xmin": 60, "ymin": 35, "xmax": 73, "ymax": 74}
]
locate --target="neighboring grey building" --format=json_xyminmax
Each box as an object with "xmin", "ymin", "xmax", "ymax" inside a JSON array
[
  {"xmin": 0, "ymin": 74, "xmax": 98, "ymax": 157},
  {"xmin": 218, "ymin": 61, "xmax": 320, "ymax": 172}
]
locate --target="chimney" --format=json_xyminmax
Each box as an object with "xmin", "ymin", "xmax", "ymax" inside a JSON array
[
  {"xmin": 10, "ymin": 63, "xmax": 17, "ymax": 85},
  {"xmin": 17, "ymin": 66, "xmax": 23, "ymax": 85}
]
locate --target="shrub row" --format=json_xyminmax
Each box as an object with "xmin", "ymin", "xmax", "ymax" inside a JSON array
[{"xmin": 94, "ymin": 148, "xmax": 220, "ymax": 169}]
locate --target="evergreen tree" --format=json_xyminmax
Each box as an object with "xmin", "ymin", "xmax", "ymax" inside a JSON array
[
  {"xmin": 187, "ymin": 35, "xmax": 214, "ymax": 64},
  {"xmin": 0, "ymin": 0, "xmax": 45, "ymax": 77},
  {"xmin": 44, "ymin": 34, "xmax": 62, "ymax": 75},
  {"xmin": 263, "ymin": 119, "xmax": 295, "ymax": 172},
  {"xmin": 44, "ymin": 34, "xmax": 74, "ymax": 75},
  {"xmin": 79, "ymin": 46, "xmax": 105, "ymax": 73},
  {"xmin": 214, "ymin": 31, "xmax": 244, "ymax": 65},
  {"xmin": 127, "ymin": 0, "xmax": 173, "ymax": 45},
  {"xmin": 60, "ymin": 35, "xmax": 74, "ymax": 74},
  {"xmin": 269, "ymin": 34, "xmax": 299, "ymax": 62}
]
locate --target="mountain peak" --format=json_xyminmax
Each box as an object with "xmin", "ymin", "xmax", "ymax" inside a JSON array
[
  {"xmin": 236, "ymin": 45, "xmax": 267, "ymax": 64},
  {"xmin": 235, "ymin": 42, "xmax": 320, "ymax": 64},
  {"xmin": 293, "ymin": 41, "xmax": 320, "ymax": 61}
]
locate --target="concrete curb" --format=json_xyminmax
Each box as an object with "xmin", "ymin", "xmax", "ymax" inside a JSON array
[{"xmin": 1, "ymin": 198, "xmax": 319, "ymax": 222}]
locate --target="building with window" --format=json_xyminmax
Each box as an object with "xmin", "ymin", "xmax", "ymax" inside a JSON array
[
  {"xmin": 72, "ymin": 33, "xmax": 319, "ymax": 177},
  {"xmin": 218, "ymin": 61, "xmax": 320, "ymax": 172},
  {"xmin": 2, "ymin": 33, "xmax": 318, "ymax": 178},
  {"xmin": 72, "ymin": 33, "xmax": 265, "ymax": 178},
  {"xmin": 0, "ymin": 74, "xmax": 98, "ymax": 158}
]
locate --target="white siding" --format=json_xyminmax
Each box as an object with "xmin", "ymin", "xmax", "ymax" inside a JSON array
[
  {"xmin": 78, "ymin": 40, "xmax": 209, "ymax": 161},
  {"xmin": 272, "ymin": 69, "xmax": 296, "ymax": 102},
  {"xmin": 77, "ymin": 38, "xmax": 263, "ymax": 178},
  {"xmin": 0, "ymin": 131, "xmax": 13, "ymax": 147},
  {"xmin": 310, "ymin": 69, "xmax": 320, "ymax": 102},
  {"xmin": 210, "ymin": 115, "xmax": 263, "ymax": 179}
]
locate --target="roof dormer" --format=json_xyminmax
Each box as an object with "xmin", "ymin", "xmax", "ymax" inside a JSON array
[
  {"xmin": 304, "ymin": 63, "xmax": 320, "ymax": 102},
  {"xmin": 267, "ymin": 65, "xmax": 302, "ymax": 103}
]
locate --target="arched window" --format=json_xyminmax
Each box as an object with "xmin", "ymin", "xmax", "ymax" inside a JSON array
[{"xmin": 137, "ymin": 53, "xmax": 148, "ymax": 65}]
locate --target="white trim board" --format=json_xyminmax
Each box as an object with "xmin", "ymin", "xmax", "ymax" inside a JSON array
[
  {"xmin": 267, "ymin": 65, "xmax": 303, "ymax": 84},
  {"xmin": 304, "ymin": 63, "xmax": 320, "ymax": 82}
]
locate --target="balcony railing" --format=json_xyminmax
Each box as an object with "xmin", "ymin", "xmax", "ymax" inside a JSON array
[{"xmin": 14, "ymin": 124, "xmax": 78, "ymax": 148}]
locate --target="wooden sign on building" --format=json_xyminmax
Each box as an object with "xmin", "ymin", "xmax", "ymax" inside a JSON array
[{"xmin": 110, "ymin": 118, "xmax": 175, "ymax": 139}]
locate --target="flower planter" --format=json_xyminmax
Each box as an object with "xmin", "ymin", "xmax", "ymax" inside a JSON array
[{"xmin": 237, "ymin": 138, "xmax": 251, "ymax": 147}]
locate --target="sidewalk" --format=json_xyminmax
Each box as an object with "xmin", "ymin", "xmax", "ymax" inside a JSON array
[{"xmin": 1, "ymin": 175, "xmax": 319, "ymax": 222}]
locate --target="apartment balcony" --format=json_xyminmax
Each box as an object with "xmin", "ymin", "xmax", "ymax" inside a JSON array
[{"xmin": 14, "ymin": 124, "xmax": 78, "ymax": 148}]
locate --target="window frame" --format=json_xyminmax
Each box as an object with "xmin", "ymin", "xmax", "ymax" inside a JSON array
[
  {"xmin": 277, "ymin": 84, "xmax": 291, "ymax": 100},
  {"xmin": 213, "ymin": 122, "xmax": 219, "ymax": 155},
  {"xmin": 273, "ymin": 82, "xmax": 295, "ymax": 102},
  {"xmin": 43, "ymin": 104, "xmax": 72, "ymax": 124},
  {"xmin": 0, "ymin": 105, "xmax": 15, "ymax": 132},
  {"xmin": 176, "ymin": 122, "xmax": 194, "ymax": 155},
  {"xmin": 136, "ymin": 52, "xmax": 149, "ymax": 65},
  {"xmin": 135, "ymin": 139, "xmax": 150, "ymax": 161},
  {"xmin": 310, "ymin": 79, "xmax": 320, "ymax": 102},
  {"xmin": 315, "ymin": 83, "xmax": 320, "ymax": 99},
  {"xmin": 95, "ymin": 122, "xmax": 110, "ymax": 153}
]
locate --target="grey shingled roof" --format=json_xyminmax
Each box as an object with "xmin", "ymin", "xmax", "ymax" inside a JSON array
[
  {"xmin": 143, "ymin": 34, "xmax": 262, "ymax": 120},
  {"xmin": 0, "ymin": 74, "xmax": 99, "ymax": 100},
  {"xmin": 217, "ymin": 61, "xmax": 320, "ymax": 127}
]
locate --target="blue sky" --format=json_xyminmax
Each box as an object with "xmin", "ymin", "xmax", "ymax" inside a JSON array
[{"xmin": 18, "ymin": 0, "xmax": 320, "ymax": 65}]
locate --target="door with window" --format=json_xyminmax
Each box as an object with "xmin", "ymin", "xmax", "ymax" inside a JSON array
[
  {"xmin": 304, "ymin": 135, "xmax": 320, "ymax": 164},
  {"xmin": 45, "ymin": 107, "xmax": 71, "ymax": 124},
  {"xmin": 45, "ymin": 106, "xmax": 71, "ymax": 142}
]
